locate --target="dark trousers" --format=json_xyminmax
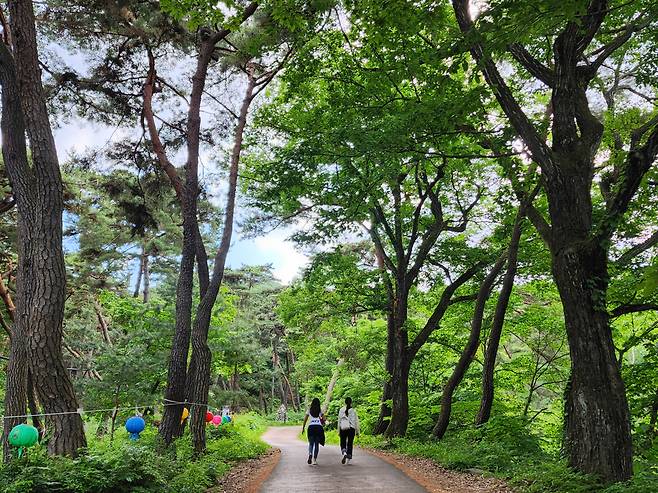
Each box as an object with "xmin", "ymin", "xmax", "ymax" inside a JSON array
[{"xmin": 339, "ymin": 428, "xmax": 356, "ymax": 458}]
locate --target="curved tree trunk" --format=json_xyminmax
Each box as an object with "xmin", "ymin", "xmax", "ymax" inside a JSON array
[
  {"xmin": 476, "ymin": 211, "xmax": 524, "ymax": 425},
  {"xmin": 321, "ymin": 358, "xmax": 344, "ymax": 414},
  {"xmin": 433, "ymin": 255, "xmax": 506, "ymax": 439}
]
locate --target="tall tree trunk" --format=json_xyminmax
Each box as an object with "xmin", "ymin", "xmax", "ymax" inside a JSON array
[
  {"xmin": 143, "ymin": 3, "xmax": 259, "ymax": 448},
  {"xmin": 26, "ymin": 370, "xmax": 43, "ymax": 440},
  {"xmin": 2, "ymin": 332, "xmax": 27, "ymax": 462},
  {"xmin": 450, "ymin": 0, "xmax": 642, "ymax": 480},
  {"xmin": 476, "ymin": 211, "xmax": 524, "ymax": 425},
  {"xmin": 552, "ymin": 241, "xmax": 632, "ymax": 481},
  {"xmin": 385, "ymin": 342, "xmax": 411, "ymax": 438},
  {"xmin": 158, "ymin": 201, "xmax": 196, "ymax": 444},
  {"xmin": 187, "ymin": 69, "xmax": 255, "ymax": 455},
  {"xmin": 433, "ymin": 255, "xmax": 506, "ymax": 439},
  {"xmin": 3, "ymin": 1, "xmax": 86, "ymax": 456},
  {"xmin": 384, "ymin": 287, "xmax": 410, "ymax": 438}
]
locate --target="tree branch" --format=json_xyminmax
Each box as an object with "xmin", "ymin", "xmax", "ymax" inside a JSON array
[
  {"xmin": 408, "ymin": 261, "xmax": 485, "ymax": 358},
  {"xmin": 611, "ymin": 303, "xmax": 658, "ymax": 318},
  {"xmin": 508, "ymin": 44, "xmax": 554, "ymax": 86}
]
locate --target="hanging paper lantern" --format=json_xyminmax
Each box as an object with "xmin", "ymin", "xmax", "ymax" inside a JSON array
[
  {"xmin": 222, "ymin": 415, "xmax": 230, "ymax": 424},
  {"xmin": 8, "ymin": 424, "xmax": 38, "ymax": 457},
  {"xmin": 205, "ymin": 411, "xmax": 214, "ymax": 423},
  {"xmin": 125, "ymin": 416, "xmax": 146, "ymax": 441},
  {"xmin": 212, "ymin": 414, "xmax": 222, "ymax": 426},
  {"xmin": 180, "ymin": 407, "xmax": 189, "ymax": 423},
  {"xmin": 225, "ymin": 415, "xmax": 232, "ymax": 423}
]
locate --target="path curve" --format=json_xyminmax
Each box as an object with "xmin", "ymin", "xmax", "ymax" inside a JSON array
[{"xmin": 259, "ymin": 426, "xmax": 427, "ymax": 493}]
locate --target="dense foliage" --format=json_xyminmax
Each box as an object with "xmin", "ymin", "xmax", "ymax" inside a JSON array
[{"xmin": 1, "ymin": 0, "xmax": 657, "ymax": 491}]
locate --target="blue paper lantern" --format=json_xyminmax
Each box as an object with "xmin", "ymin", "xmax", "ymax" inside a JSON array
[
  {"xmin": 125, "ymin": 416, "xmax": 145, "ymax": 440},
  {"xmin": 226, "ymin": 415, "xmax": 232, "ymax": 423}
]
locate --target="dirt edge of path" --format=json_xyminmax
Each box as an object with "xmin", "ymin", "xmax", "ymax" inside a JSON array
[
  {"xmin": 365, "ymin": 448, "xmax": 515, "ymax": 493},
  {"xmin": 211, "ymin": 447, "xmax": 281, "ymax": 493}
]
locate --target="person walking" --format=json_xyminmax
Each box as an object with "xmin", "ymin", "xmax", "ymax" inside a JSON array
[
  {"xmin": 301, "ymin": 397, "xmax": 325, "ymax": 465},
  {"xmin": 338, "ymin": 397, "xmax": 359, "ymax": 464}
]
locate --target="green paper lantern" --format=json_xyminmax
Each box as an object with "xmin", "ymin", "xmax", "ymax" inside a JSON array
[{"xmin": 8, "ymin": 424, "xmax": 39, "ymax": 457}]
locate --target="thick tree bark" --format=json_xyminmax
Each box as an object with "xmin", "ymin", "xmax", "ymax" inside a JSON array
[
  {"xmin": 476, "ymin": 211, "xmax": 524, "ymax": 425},
  {"xmin": 433, "ymin": 255, "xmax": 506, "ymax": 439},
  {"xmin": 384, "ymin": 286, "xmax": 410, "ymax": 438},
  {"xmin": 450, "ymin": 0, "xmax": 646, "ymax": 481},
  {"xmin": 158, "ymin": 194, "xmax": 196, "ymax": 444},
  {"xmin": 2, "ymin": 338, "xmax": 28, "ymax": 462},
  {"xmin": 3, "ymin": 1, "xmax": 86, "ymax": 457},
  {"xmin": 553, "ymin": 241, "xmax": 632, "ymax": 481}
]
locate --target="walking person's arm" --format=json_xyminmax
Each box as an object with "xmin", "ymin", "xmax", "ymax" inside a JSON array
[{"xmin": 302, "ymin": 413, "xmax": 308, "ymax": 434}]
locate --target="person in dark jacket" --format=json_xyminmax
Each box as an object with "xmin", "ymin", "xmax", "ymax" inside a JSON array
[{"xmin": 301, "ymin": 397, "xmax": 325, "ymax": 465}]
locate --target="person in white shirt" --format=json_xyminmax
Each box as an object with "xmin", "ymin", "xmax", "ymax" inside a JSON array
[
  {"xmin": 301, "ymin": 398, "xmax": 325, "ymax": 465},
  {"xmin": 338, "ymin": 397, "xmax": 359, "ymax": 464}
]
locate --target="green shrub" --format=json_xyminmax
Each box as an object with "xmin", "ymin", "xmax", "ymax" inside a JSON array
[{"xmin": 0, "ymin": 414, "xmax": 268, "ymax": 493}]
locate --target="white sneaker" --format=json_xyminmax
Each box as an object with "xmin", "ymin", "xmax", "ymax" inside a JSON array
[
  {"xmin": 312, "ymin": 458, "xmax": 317, "ymax": 465},
  {"xmin": 346, "ymin": 458, "xmax": 351, "ymax": 465}
]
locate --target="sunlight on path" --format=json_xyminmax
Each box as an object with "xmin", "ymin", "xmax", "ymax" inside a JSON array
[{"xmin": 259, "ymin": 426, "xmax": 428, "ymax": 493}]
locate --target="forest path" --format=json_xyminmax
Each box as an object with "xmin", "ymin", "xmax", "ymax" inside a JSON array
[{"xmin": 259, "ymin": 426, "xmax": 428, "ymax": 493}]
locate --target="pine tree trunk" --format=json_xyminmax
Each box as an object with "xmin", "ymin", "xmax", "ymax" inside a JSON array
[
  {"xmin": 186, "ymin": 69, "xmax": 255, "ymax": 455},
  {"xmin": 2, "ymin": 332, "xmax": 28, "ymax": 462},
  {"xmin": 4, "ymin": 0, "xmax": 86, "ymax": 456},
  {"xmin": 133, "ymin": 248, "xmax": 145, "ymax": 298},
  {"xmin": 143, "ymin": 253, "xmax": 150, "ymax": 303},
  {"xmin": 158, "ymin": 210, "xmax": 195, "ymax": 444}
]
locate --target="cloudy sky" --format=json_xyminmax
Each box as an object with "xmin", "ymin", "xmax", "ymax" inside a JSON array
[{"xmin": 54, "ymin": 119, "xmax": 309, "ymax": 285}]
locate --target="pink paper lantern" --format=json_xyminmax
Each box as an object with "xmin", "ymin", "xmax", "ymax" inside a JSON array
[{"xmin": 212, "ymin": 414, "xmax": 222, "ymax": 426}]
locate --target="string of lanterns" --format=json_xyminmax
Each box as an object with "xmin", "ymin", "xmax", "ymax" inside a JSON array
[{"xmin": 4, "ymin": 400, "xmax": 233, "ymax": 456}]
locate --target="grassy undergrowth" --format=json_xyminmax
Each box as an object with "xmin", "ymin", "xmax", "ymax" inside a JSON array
[
  {"xmin": 329, "ymin": 415, "xmax": 657, "ymax": 493},
  {"xmin": 0, "ymin": 413, "xmax": 269, "ymax": 493}
]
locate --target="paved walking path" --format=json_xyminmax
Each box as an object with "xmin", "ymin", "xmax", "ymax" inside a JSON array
[{"xmin": 259, "ymin": 426, "xmax": 427, "ymax": 493}]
